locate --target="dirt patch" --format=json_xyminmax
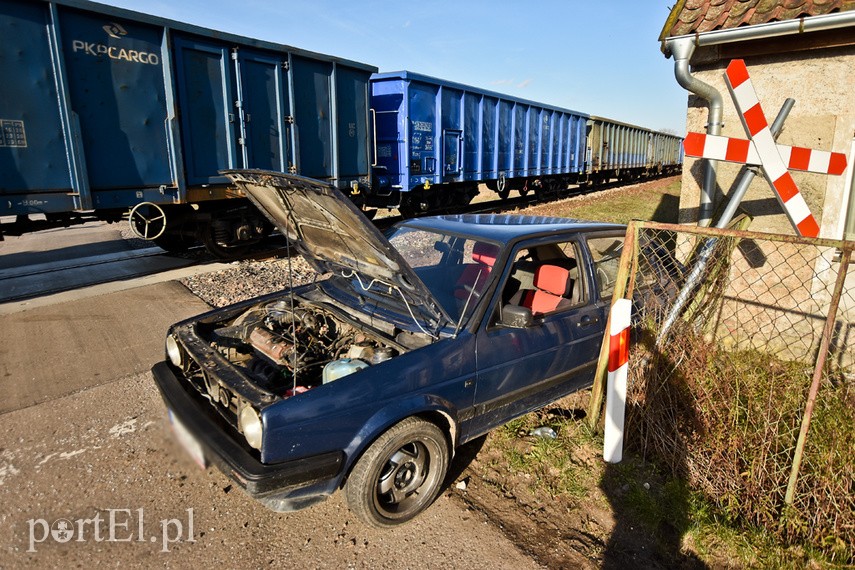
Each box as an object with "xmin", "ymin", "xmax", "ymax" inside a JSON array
[
  {"xmin": 448, "ymin": 396, "xmax": 610, "ymax": 568},
  {"xmin": 446, "ymin": 391, "xmax": 707, "ymax": 569}
]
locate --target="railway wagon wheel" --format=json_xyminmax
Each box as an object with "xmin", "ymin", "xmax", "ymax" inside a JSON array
[
  {"xmin": 201, "ymin": 207, "xmax": 272, "ymax": 258},
  {"xmin": 202, "ymin": 226, "xmax": 251, "ymax": 258},
  {"xmin": 128, "ymin": 202, "xmax": 167, "ymax": 241},
  {"xmin": 496, "ymin": 174, "xmax": 510, "ymax": 200},
  {"xmin": 534, "ymin": 178, "xmax": 560, "ymax": 202}
]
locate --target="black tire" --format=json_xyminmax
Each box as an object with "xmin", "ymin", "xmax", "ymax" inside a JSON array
[
  {"xmin": 153, "ymin": 232, "xmax": 194, "ymax": 253},
  {"xmin": 201, "ymin": 227, "xmax": 251, "ymax": 259},
  {"xmin": 345, "ymin": 417, "xmax": 449, "ymax": 528},
  {"xmin": 397, "ymin": 203, "xmax": 417, "ymax": 219}
]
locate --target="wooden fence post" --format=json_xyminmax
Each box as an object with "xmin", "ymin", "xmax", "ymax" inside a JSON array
[{"xmin": 587, "ymin": 221, "xmax": 638, "ymax": 431}]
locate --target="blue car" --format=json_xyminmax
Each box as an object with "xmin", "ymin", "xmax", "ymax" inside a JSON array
[{"xmin": 153, "ymin": 170, "xmax": 626, "ymax": 527}]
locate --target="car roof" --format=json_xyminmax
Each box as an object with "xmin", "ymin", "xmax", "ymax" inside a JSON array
[{"xmin": 399, "ymin": 214, "xmax": 626, "ymax": 246}]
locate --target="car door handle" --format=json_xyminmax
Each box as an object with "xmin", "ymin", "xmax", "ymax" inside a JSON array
[{"xmin": 578, "ymin": 315, "xmax": 600, "ymax": 328}]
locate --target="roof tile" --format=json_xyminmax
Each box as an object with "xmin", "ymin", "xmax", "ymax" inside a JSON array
[
  {"xmin": 755, "ymin": 0, "xmax": 783, "ymax": 16},
  {"xmin": 729, "ymin": 0, "xmax": 757, "ymax": 19},
  {"xmin": 670, "ymin": 20, "xmax": 695, "ymax": 35},
  {"xmin": 662, "ymin": 0, "xmax": 855, "ymax": 37},
  {"xmin": 681, "ymin": 9, "xmax": 705, "ymax": 24},
  {"xmin": 685, "ymin": 0, "xmax": 709, "ymax": 9},
  {"xmin": 706, "ymin": 3, "xmax": 735, "ymax": 28},
  {"xmin": 777, "ymin": 6, "xmax": 812, "ymax": 18}
]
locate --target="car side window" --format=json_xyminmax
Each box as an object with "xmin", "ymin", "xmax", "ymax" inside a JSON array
[
  {"xmin": 492, "ymin": 240, "xmax": 585, "ymax": 325},
  {"xmin": 586, "ymin": 235, "xmax": 624, "ymax": 300}
]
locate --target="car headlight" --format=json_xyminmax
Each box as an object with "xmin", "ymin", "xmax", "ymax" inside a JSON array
[
  {"xmin": 238, "ymin": 405, "xmax": 263, "ymax": 450},
  {"xmin": 166, "ymin": 334, "xmax": 183, "ymax": 368}
]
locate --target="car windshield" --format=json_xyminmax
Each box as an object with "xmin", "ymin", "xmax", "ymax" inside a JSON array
[{"xmin": 386, "ymin": 225, "xmax": 501, "ymax": 324}]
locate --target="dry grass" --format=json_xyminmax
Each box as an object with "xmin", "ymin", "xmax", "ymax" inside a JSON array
[{"xmin": 623, "ymin": 224, "xmax": 855, "ymax": 564}]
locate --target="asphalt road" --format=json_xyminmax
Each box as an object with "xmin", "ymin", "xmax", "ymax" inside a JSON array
[{"xmin": 0, "ymin": 227, "xmax": 543, "ymax": 569}]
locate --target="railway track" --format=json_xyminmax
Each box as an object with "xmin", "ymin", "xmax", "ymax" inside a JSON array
[
  {"xmin": 0, "ymin": 176, "xmax": 671, "ymax": 305},
  {"xmin": 0, "ymin": 246, "xmax": 196, "ymax": 304}
]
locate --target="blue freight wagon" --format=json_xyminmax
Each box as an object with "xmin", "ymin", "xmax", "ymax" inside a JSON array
[
  {"xmin": 369, "ymin": 71, "xmax": 591, "ymax": 216},
  {"xmin": 0, "ymin": 0, "xmax": 376, "ymax": 254}
]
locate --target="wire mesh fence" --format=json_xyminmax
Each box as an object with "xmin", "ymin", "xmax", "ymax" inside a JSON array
[{"xmin": 601, "ymin": 220, "xmax": 854, "ymax": 562}]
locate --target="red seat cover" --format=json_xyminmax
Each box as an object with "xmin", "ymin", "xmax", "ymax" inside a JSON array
[
  {"xmin": 521, "ymin": 264, "xmax": 571, "ymax": 316},
  {"xmin": 455, "ymin": 242, "xmax": 499, "ymax": 299}
]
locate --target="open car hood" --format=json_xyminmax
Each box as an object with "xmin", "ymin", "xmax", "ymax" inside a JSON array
[{"xmin": 224, "ymin": 170, "xmax": 451, "ymax": 333}]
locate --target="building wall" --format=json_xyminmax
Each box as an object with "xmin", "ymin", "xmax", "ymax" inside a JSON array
[
  {"xmin": 676, "ymin": 44, "xmax": 855, "ymax": 365},
  {"xmin": 679, "ymin": 45, "xmax": 855, "ymax": 239}
]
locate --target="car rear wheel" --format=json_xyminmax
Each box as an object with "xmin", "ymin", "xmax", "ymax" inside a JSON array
[{"xmin": 345, "ymin": 417, "xmax": 449, "ymax": 528}]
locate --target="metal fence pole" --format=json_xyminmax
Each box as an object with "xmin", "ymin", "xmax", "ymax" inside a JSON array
[
  {"xmin": 784, "ymin": 246, "xmax": 852, "ymax": 505},
  {"xmin": 655, "ymin": 101, "xmax": 794, "ymax": 348}
]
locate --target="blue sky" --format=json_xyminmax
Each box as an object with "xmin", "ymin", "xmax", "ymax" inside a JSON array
[{"xmin": 97, "ymin": 0, "xmax": 688, "ymax": 134}]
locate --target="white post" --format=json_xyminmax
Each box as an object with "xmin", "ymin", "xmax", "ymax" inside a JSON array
[{"xmin": 603, "ymin": 298, "xmax": 632, "ymax": 463}]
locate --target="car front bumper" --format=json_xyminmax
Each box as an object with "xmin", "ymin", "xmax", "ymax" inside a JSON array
[{"xmin": 151, "ymin": 361, "xmax": 344, "ymax": 503}]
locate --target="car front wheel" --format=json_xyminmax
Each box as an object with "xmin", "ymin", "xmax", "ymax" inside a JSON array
[{"xmin": 345, "ymin": 417, "xmax": 449, "ymax": 528}]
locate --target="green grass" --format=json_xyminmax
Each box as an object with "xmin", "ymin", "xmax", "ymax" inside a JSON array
[
  {"xmin": 683, "ymin": 497, "xmax": 846, "ymax": 569},
  {"xmin": 490, "ymin": 407, "xmax": 845, "ymax": 568},
  {"xmin": 524, "ymin": 177, "xmax": 682, "ymax": 225},
  {"xmin": 495, "ymin": 411, "xmax": 600, "ymax": 502}
]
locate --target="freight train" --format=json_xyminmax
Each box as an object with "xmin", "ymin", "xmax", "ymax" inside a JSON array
[{"xmin": 0, "ymin": 0, "xmax": 683, "ymax": 255}]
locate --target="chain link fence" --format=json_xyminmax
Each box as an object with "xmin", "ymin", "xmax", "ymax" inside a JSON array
[{"xmin": 591, "ymin": 220, "xmax": 854, "ymax": 562}]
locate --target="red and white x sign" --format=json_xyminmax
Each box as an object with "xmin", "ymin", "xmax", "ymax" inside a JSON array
[{"xmin": 682, "ymin": 59, "xmax": 848, "ymax": 238}]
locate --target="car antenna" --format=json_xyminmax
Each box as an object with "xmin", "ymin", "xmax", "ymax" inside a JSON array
[
  {"xmin": 453, "ymin": 269, "xmax": 482, "ymax": 338},
  {"xmin": 284, "ymin": 221, "xmax": 299, "ymax": 396}
]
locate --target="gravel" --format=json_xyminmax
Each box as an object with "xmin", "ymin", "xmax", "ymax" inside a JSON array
[
  {"xmin": 118, "ymin": 223, "xmax": 155, "ymax": 250},
  {"xmin": 181, "ymin": 255, "xmax": 320, "ymax": 307},
  {"xmin": 178, "ymin": 178, "xmax": 679, "ymax": 309}
]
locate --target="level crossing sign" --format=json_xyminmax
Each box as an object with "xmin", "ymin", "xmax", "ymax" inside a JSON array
[{"xmin": 682, "ymin": 59, "xmax": 848, "ymax": 238}]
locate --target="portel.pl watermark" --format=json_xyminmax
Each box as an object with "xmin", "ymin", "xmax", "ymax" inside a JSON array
[{"xmin": 27, "ymin": 508, "xmax": 195, "ymax": 553}]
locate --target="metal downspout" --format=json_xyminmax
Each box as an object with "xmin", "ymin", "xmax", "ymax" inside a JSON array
[{"xmin": 668, "ymin": 37, "xmax": 723, "ymax": 227}]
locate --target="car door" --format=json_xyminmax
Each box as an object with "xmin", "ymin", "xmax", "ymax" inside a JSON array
[{"xmin": 468, "ymin": 235, "xmax": 607, "ymax": 436}]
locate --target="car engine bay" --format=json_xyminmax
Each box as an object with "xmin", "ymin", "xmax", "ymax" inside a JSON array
[{"xmin": 199, "ymin": 299, "xmax": 410, "ymax": 398}]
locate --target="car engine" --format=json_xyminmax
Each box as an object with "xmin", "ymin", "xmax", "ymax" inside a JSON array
[{"xmin": 204, "ymin": 300, "xmax": 400, "ymax": 397}]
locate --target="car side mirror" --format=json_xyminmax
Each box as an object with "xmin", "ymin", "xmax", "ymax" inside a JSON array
[
  {"xmin": 501, "ymin": 305, "xmax": 533, "ymax": 328},
  {"xmin": 434, "ymin": 240, "xmax": 450, "ymax": 254}
]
